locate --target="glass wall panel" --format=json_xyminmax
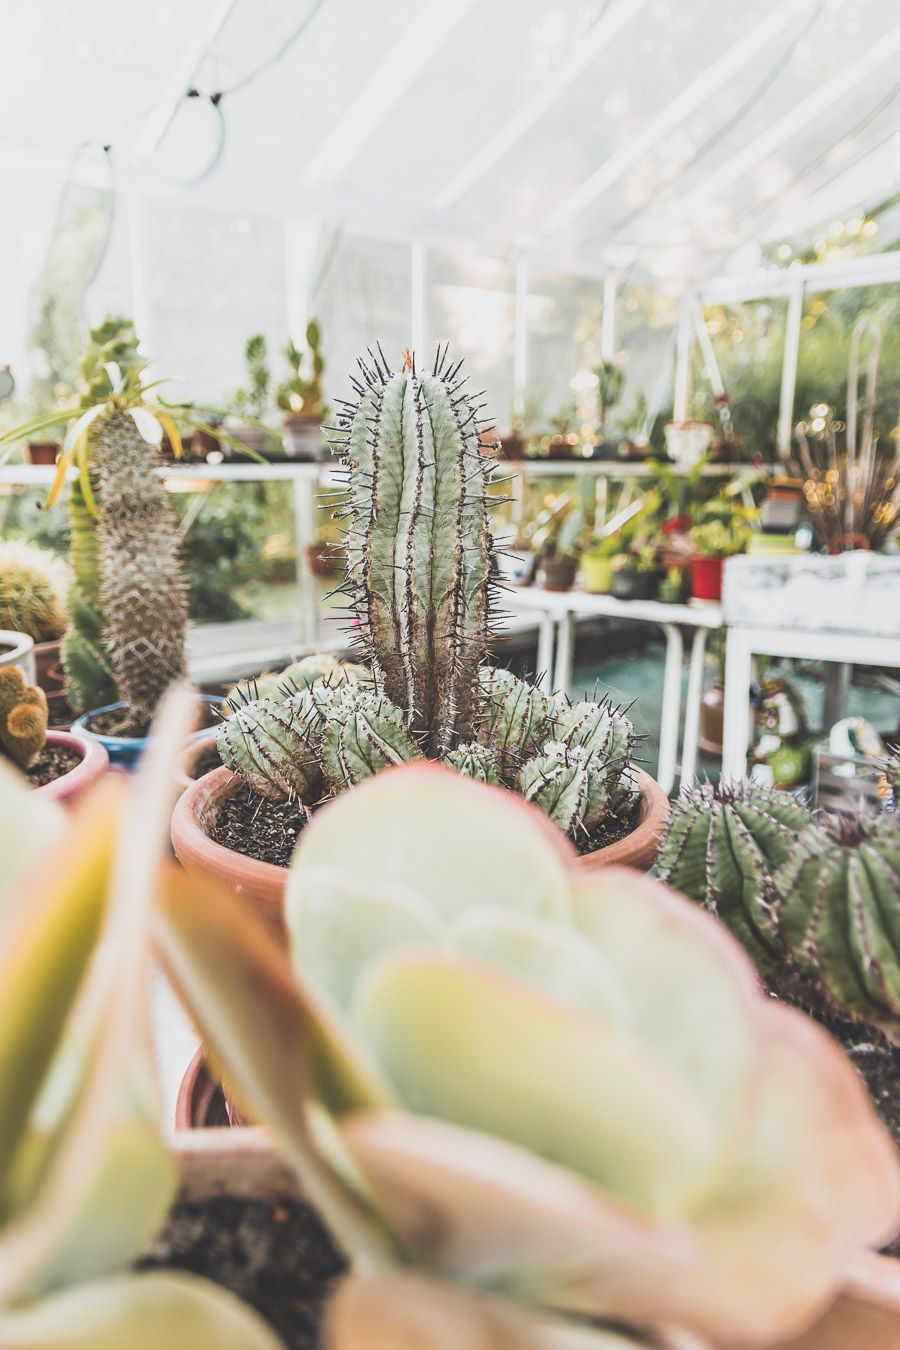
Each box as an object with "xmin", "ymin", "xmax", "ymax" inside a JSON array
[{"xmin": 426, "ymin": 249, "xmax": 515, "ymax": 431}]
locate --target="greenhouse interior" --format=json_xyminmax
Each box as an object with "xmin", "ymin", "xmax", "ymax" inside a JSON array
[{"xmin": 1, "ymin": 1, "xmax": 900, "ymax": 1346}]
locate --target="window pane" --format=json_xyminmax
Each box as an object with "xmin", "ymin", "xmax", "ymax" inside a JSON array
[
  {"xmin": 526, "ymin": 267, "xmax": 603, "ymax": 436},
  {"xmin": 693, "ymin": 298, "xmax": 787, "ymax": 459},
  {"xmin": 427, "ymin": 249, "xmax": 515, "ymax": 430}
]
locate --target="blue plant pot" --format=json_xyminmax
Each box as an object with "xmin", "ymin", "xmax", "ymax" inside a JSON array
[{"xmin": 72, "ymin": 695, "xmax": 227, "ymax": 770}]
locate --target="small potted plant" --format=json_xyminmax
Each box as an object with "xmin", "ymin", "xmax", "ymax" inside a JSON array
[
  {"xmin": 611, "ymin": 543, "xmax": 662, "ymax": 600},
  {"xmin": 226, "ymin": 333, "xmax": 272, "ymax": 458},
  {"xmin": 688, "ymin": 513, "xmax": 751, "ymax": 603},
  {"xmin": 0, "ymin": 663, "xmax": 107, "ymax": 801},
  {"xmin": 0, "ymin": 539, "xmax": 69, "ymax": 697},
  {"xmin": 539, "ymin": 503, "xmax": 584, "ymax": 591},
  {"xmin": 276, "ymin": 318, "xmax": 329, "ymax": 461},
  {"xmin": 590, "ymin": 357, "xmax": 624, "ymax": 459},
  {"xmin": 579, "ymin": 530, "xmax": 619, "ymax": 594},
  {"xmin": 616, "ymin": 389, "xmax": 652, "ymax": 461},
  {"xmin": 659, "ymin": 564, "xmax": 686, "ymax": 603},
  {"xmin": 544, "ymin": 402, "xmax": 580, "ymax": 459},
  {"xmin": 494, "ymin": 523, "xmax": 536, "ymax": 586}
]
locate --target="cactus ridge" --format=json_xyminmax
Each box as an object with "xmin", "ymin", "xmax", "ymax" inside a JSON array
[{"xmin": 445, "ymin": 741, "xmax": 501, "ymax": 784}]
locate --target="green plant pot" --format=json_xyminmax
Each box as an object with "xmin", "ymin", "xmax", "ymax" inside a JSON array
[
  {"xmin": 659, "ymin": 579, "xmax": 684, "ymax": 604},
  {"xmin": 581, "ymin": 554, "xmax": 614, "ymax": 594}
]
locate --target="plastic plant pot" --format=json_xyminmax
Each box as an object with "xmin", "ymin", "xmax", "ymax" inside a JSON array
[
  {"xmin": 0, "ymin": 630, "xmax": 36, "ymax": 684},
  {"xmin": 690, "ymin": 555, "xmax": 725, "ymax": 603},
  {"xmin": 72, "ymin": 694, "xmax": 227, "ymax": 770},
  {"xmin": 581, "ymin": 554, "xmax": 614, "ymax": 594}
]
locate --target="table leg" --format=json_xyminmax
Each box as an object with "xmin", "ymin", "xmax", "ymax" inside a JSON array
[
  {"xmin": 553, "ymin": 609, "xmax": 575, "ymax": 696},
  {"xmin": 536, "ymin": 613, "xmax": 556, "ymax": 689},
  {"xmin": 657, "ymin": 623, "xmax": 684, "ymax": 796},
  {"xmin": 722, "ymin": 627, "xmax": 754, "ymax": 781},
  {"xmin": 293, "ymin": 474, "xmax": 319, "ymax": 647},
  {"xmin": 822, "ymin": 661, "xmax": 851, "ymax": 732},
  {"xmin": 680, "ymin": 625, "xmax": 709, "ymax": 790}
]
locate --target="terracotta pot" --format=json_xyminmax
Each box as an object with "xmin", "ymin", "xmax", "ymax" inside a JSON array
[
  {"xmin": 690, "ymin": 555, "xmax": 724, "ymax": 603},
  {"xmin": 171, "ymin": 766, "xmax": 288, "ymax": 941},
  {"xmin": 499, "ymin": 431, "xmax": 526, "ymax": 461},
  {"xmin": 542, "ymin": 555, "xmax": 577, "ymax": 591},
  {"xmin": 577, "ymin": 769, "xmax": 668, "ymax": 872},
  {"xmin": 27, "ymin": 441, "xmax": 59, "ymax": 466},
  {"xmin": 35, "ymin": 729, "xmax": 109, "ymax": 805},
  {"xmin": 306, "ymin": 541, "xmax": 343, "ymax": 579},
  {"xmin": 33, "ymin": 638, "xmax": 63, "ymax": 693},
  {"xmin": 699, "ymin": 682, "xmax": 724, "ymax": 758},
  {"xmin": 174, "ymin": 733, "xmax": 220, "ymax": 793},
  {"xmin": 172, "ymin": 765, "xmax": 668, "ymax": 946}
]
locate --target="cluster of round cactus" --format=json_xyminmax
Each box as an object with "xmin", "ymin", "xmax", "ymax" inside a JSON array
[
  {"xmin": 657, "ymin": 780, "xmax": 900, "ymax": 1041},
  {"xmin": 0, "ymin": 665, "xmax": 48, "ymax": 768},
  {"xmin": 218, "ymin": 654, "xmax": 638, "ymax": 840}
]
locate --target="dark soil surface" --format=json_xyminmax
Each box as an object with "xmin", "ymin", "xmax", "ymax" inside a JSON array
[
  {"xmin": 86, "ymin": 699, "xmax": 220, "ymax": 741},
  {"xmin": 24, "ymin": 743, "xmax": 81, "ymax": 786},
  {"xmin": 47, "ymin": 694, "xmax": 74, "ymax": 728},
  {"xmin": 86, "ymin": 707, "xmax": 151, "ymax": 739},
  {"xmin": 191, "ymin": 742, "xmax": 223, "ymax": 780},
  {"xmin": 137, "ymin": 1193, "xmax": 346, "ymax": 1349},
  {"xmin": 575, "ymin": 800, "xmax": 641, "ymax": 856},
  {"xmin": 212, "ymin": 782, "xmax": 308, "ymax": 867}
]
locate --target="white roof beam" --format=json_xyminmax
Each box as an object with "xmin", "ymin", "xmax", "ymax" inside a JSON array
[
  {"xmin": 301, "ymin": 0, "xmax": 477, "ymax": 189},
  {"xmin": 544, "ymin": 0, "xmax": 814, "ymax": 232},
  {"xmin": 665, "ymin": 21, "xmax": 900, "ymax": 226},
  {"xmin": 431, "ymin": 0, "xmax": 652, "ymax": 212}
]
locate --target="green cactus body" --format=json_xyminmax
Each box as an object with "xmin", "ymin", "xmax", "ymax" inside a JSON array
[
  {"xmin": 445, "ymin": 741, "xmax": 501, "ymax": 784},
  {"xmin": 478, "ymin": 668, "xmax": 549, "ymax": 766},
  {"xmin": 321, "ymin": 688, "xmax": 421, "ymax": 793},
  {"xmin": 63, "ymin": 479, "xmax": 120, "ymax": 713},
  {"xmin": 217, "ymin": 696, "xmax": 324, "ymax": 803},
  {"xmin": 0, "ymin": 666, "xmax": 48, "ymax": 767},
  {"xmin": 656, "ymin": 782, "xmax": 811, "ymax": 967},
  {"xmin": 519, "ymin": 743, "xmax": 591, "ymax": 835},
  {"xmin": 772, "ymin": 814, "xmax": 900, "ymax": 1035},
  {"xmin": 0, "ymin": 542, "xmax": 68, "ymax": 643},
  {"xmin": 331, "ymin": 351, "xmax": 494, "ymax": 757},
  {"xmin": 93, "ymin": 412, "xmax": 188, "ymax": 724},
  {"xmin": 553, "ymin": 697, "xmax": 634, "ymax": 769}
]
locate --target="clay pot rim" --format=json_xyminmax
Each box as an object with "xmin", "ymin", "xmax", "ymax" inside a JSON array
[
  {"xmin": 172, "ymin": 763, "xmax": 667, "ymax": 903},
  {"xmin": 35, "ymin": 729, "xmax": 109, "ymax": 802},
  {"xmin": 174, "ymin": 732, "xmax": 219, "ymax": 793}
]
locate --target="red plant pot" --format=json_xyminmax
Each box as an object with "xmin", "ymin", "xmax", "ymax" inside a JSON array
[
  {"xmin": 35, "ymin": 730, "xmax": 109, "ymax": 806},
  {"xmin": 690, "ymin": 555, "xmax": 724, "ymax": 603}
]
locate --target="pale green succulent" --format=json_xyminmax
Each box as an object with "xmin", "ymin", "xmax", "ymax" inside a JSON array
[
  {"xmin": 0, "ymin": 697, "xmax": 280, "ymax": 1348},
  {"xmin": 155, "ymin": 762, "xmax": 900, "ymax": 1350}
]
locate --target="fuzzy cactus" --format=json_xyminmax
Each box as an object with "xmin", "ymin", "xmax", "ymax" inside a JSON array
[
  {"xmin": 330, "ymin": 347, "xmax": 495, "ymax": 757},
  {"xmin": 217, "ymin": 345, "xmax": 642, "ymax": 845},
  {"xmin": 656, "ymin": 781, "xmax": 812, "ymax": 966},
  {"xmin": 0, "ymin": 541, "xmax": 68, "ymax": 644},
  {"xmin": 771, "ymin": 812, "xmax": 900, "ymax": 1039},
  {"xmin": 92, "ymin": 411, "xmax": 188, "ymax": 725},
  {"xmin": 0, "ymin": 665, "xmax": 48, "ymax": 767}
]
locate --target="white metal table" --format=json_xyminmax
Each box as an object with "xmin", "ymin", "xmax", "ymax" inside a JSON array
[
  {"xmin": 722, "ymin": 624, "xmax": 900, "ymax": 781},
  {"xmin": 505, "ymin": 585, "xmax": 724, "ymax": 795}
]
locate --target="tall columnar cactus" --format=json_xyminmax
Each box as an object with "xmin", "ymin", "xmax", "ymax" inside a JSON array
[
  {"xmin": 0, "ymin": 665, "xmax": 48, "ymax": 767},
  {"xmin": 656, "ymin": 781, "xmax": 811, "ymax": 968},
  {"xmin": 217, "ymin": 345, "xmax": 640, "ymax": 844},
  {"xmin": 771, "ymin": 812, "xmax": 900, "ymax": 1039},
  {"xmin": 331, "ymin": 347, "xmax": 494, "ymax": 757},
  {"xmin": 92, "ymin": 411, "xmax": 188, "ymax": 725}
]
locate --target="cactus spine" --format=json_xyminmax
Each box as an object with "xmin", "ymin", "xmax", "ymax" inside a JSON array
[
  {"xmin": 93, "ymin": 411, "xmax": 188, "ymax": 725},
  {"xmin": 0, "ymin": 666, "xmax": 48, "ymax": 768},
  {"xmin": 217, "ymin": 345, "xmax": 639, "ymax": 844},
  {"xmin": 333, "ymin": 347, "xmax": 493, "ymax": 757}
]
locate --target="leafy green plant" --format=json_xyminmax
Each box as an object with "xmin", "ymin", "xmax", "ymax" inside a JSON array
[
  {"xmin": 0, "ymin": 700, "xmax": 280, "ymax": 1347},
  {"xmin": 688, "ymin": 517, "xmax": 750, "ymax": 558},
  {"xmin": 0, "ymin": 540, "xmax": 68, "ymax": 643},
  {"xmin": 593, "ymin": 358, "xmax": 625, "ymax": 439},
  {"xmin": 155, "ymin": 762, "xmax": 900, "ymax": 1349},
  {"xmin": 230, "ymin": 335, "xmax": 271, "ymax": 422},
  {"xmin": 276, "ymin": 319, "xmax": 328, "ymax": 420},
  {"xmin": 216, "ymin": 348, "xmax": 637, "ymax": 844},
  {"xmin": 0, "ymin": 665, "xmax": 48, "ymax": 767}
]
